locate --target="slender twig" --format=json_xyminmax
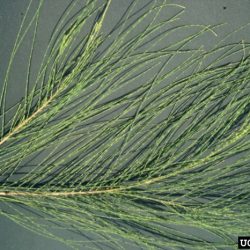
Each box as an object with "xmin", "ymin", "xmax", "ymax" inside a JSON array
[{"xmin": 0, "ymin": 91, "xmax": 57, "ymax": 146}]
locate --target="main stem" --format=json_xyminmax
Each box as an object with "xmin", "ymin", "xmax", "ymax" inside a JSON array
[{"xmin": 0, "ymin": 188, "xmax": 121, "ymax": 197}]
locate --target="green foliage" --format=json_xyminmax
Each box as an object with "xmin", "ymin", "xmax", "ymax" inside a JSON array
[{"xmin": 0, "ymin": 0, "xmax": 250, "ymax": 249}]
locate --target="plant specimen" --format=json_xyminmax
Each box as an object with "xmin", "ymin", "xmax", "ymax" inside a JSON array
[{"xmin": 0, "ymin": 0, "xmax": 250, "ymax": 249}]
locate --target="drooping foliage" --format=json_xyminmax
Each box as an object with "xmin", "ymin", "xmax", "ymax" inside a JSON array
[{"xmin": 0, "ymin": 0, "xmax": 250, "ymax": 249}]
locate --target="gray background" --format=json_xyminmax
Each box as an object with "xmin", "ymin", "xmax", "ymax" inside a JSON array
[{"xmin": 0, "ymin": 0, "xmax": 250, "ymax": 249}]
